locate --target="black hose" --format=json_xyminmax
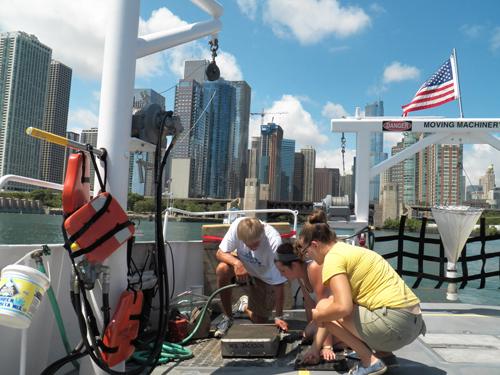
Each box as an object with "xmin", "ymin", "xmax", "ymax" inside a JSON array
[{"xmin": 41, "ymin": 350, "xmax": 88, "ymax": 375}]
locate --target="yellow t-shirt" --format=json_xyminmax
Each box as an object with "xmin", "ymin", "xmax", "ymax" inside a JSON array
[{"xmin": 322, "ymin": 242, "xmax": 419, "ymax": 310}]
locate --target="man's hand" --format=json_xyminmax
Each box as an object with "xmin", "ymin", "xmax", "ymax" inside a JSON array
[
  {"xmin": 301, "ymin": 347, "xmax": 320, "ymax": 365},
  {"xmin": 234, "ymin": 260, "xmax": 249, "ymax": 283},
  {"xmin": 274, "ymin": 317, "xmax": 288, "ymax": 331}
]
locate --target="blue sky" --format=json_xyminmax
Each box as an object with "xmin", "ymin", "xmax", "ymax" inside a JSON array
[{"xmin": 1, "ymin": 0, "xmax": 499, "ymax": 186}]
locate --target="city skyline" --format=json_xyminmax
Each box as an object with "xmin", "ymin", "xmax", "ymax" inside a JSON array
[{"xmin": 1, "ymin": 1, "xmax": 499, "ymax": 188}]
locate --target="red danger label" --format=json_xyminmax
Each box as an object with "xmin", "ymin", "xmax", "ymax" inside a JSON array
[{"xmin": 382, "ymin": 120, "xmax": 412, "ymax": 131}]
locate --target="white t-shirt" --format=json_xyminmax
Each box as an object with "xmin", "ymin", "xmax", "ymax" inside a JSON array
[{"xmin": 219, "ymin": 218, "xmax": 287, "ymax": 285}]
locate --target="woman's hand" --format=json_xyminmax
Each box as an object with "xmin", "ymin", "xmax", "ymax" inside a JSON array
[{"xmin": 320, "ymin": 346, "xmax": 335, "ymax": 361}]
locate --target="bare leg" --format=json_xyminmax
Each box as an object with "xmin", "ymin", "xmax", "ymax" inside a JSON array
[
  {"xmin": 216, "ymin": 262, "xmax": 234, "ymax": 317},
  {"xmin": 315, "ymin": 299, "xmax": 379, "ymax": 368}
]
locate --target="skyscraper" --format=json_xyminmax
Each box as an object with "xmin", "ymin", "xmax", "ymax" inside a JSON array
[
  {"xmin": 0, "ymin": 31, "xmax": 51, "ymax": 188},
  {"xmin": 402, "ymin": 133, "xmax": 420, "ymax": 205},
  {"xmin": 172, "ymin": 79, "xmax": 205, "ymax": 197},
  {"xmin": 314, "ymin": 167, "xmax": 340, "ymax": 201},
  {"xmin": 40, "ymin": 60, "xmax": 72, "ymax": 184},
  {"xmin": 204, "ymin": 80, "xmax": 236, "ymax": 198},
  {"xmin": 293, "ymin": 152, "xmax": 304, "ymax": 201},
  {"xmin": 421, "ymin": 144, "xmax": 464, "ymax": 205},
  {"xmin": 365, "ymin": 100, "xmax": 387, "ymax": 203},
  {"xmin": 248, "ymin": 136, "xmax": 260, "ymax": 179},
  {"xmin": 227, "ymin": 81, "xmax": 251, "ymax": 198},
  {"xmin": 280, "ymin": 138, "xmax": 295, "ymax": 201},
  {"xmin": 301, "ymin": 146, "xmax": 316, "ymax": 201},
  {"xmin": 260, "ymin": 123, "xmax": 283, "ymax": 200},
  {"xmin": 479, "ymin": 164, "xmax": 496, "ymax": 199}
]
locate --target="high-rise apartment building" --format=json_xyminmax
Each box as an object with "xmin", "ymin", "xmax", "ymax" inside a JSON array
[
  {"xmin": 402, "ymin": 133, "xmax": 420, "ymax": 205},
  {"xmin": 293, "ymin": 152, "xmax": 304, "ymax": 201},
  {"xmin": 314, "ymin": 167, "xmax": 340, "ymax": 201},
  {"xmin": 40, "ymin": 60, "xmax": 72, "ymax": 184},
  {"xmin": 301, "ymin": 146, "xmax": 316, "ymax": 201},
  {"xmin": 280, "ymin": 138, "xmax": 295, "ymax": 201},
  {"xmin": 423, "ymin": 144, "xmax": 464, "ymax": 205},
  {"xmin": 479, "ymin": 164, "xmax": 496, "ymax": 199},
  {"xmin": 259, "ymin": 123, "xmax": 283, "ymax": 200},
  {"xmin": 80, "ymin": 128, "xmax": 98, "ymax": 191},
  {"xmin": 365, "ymin": 101, "xmax": 387, "ymax": 203},
  {"xmin": 0, "ymin": 31, "xmax": 52, "ymax": 188},
  {"xmin": 227, "ymin": 81, "xmax": 251, "ymax": 198},
  {"xmin": 387, "ymin": 139, "xmax": 405, "ymax": 211}
]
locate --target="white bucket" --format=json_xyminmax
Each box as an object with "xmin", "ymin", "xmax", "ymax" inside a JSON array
[{"xmin": 0, "ymin": 264, "xmax": 50, "ymax": 329}]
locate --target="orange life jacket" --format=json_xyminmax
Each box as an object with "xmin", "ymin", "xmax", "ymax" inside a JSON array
[
  {"xmin": 62, "ymin": 152, "xmax": 90, "ymax": 215},
  {"xmin": 102, "ymin": 290, "xmax": 143, "ymax": 367},
  {"xmin": 63, "ymin": 192, "xmax": 134, "ymax": 263}
]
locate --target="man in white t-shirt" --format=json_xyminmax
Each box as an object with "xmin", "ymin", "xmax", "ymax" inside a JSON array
[{"xmin": 214, "ymin": 217, "xmax": 288, "ymax": 338}]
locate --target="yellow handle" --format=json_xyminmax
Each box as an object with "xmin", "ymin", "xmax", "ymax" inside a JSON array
[{"xmin": 26, "ymin": 127, "xmax": 69, "ymax": 147}]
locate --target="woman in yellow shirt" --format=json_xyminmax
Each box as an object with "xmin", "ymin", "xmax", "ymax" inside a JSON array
[{"xmin": 297, "ymin": 210, "xmax": 425, "ymax": 375}]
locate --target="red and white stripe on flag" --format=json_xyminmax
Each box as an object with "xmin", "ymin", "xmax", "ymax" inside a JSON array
[{"xmin": 402, "ymin": 54, "xmax": 459, "ymax": 116}]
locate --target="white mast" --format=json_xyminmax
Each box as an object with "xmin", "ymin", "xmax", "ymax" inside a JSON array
[{"xmin": 91, "ymin": 1, "xmax": 223, "ymax": 373}]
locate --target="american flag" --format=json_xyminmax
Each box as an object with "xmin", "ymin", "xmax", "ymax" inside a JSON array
[{"xmin": 402, "ymin": 55, "xmax": 459, "ymax": 116}]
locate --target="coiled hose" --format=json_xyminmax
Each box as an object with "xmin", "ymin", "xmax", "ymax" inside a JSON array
[{"xmin": 133, "ymin": 283, "xmax": 239, "ymax": 364}]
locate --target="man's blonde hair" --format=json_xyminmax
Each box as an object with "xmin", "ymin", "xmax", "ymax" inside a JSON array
[{"xmin": 237, "ymin": 218, "xmax": 264, "ymax": 243}]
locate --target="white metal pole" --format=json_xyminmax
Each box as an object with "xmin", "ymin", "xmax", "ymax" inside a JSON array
[
  {"xmin": 20, "ymin": 329, "xmax": 27, "ymax": 375},
  {"xmin": 86, "ymin": 0, "xmax": 140, "ymax": 373},
  {"xmin": 452, "ymin": 48, "xmax": 464, "ymax": 118},
  {"xmin": 355, "ymin": 130, "xmax": 370, "ymax": 223}
]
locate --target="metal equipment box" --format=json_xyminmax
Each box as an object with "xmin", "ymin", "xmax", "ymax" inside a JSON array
[{"xmin": 220, "ymin": 324, "xmax": 280, "ymax": 358}]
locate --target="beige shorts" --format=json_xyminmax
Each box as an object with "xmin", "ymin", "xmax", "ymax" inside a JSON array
[
  {"xmin": 246, "ymin": 277, "xmax": 277, "ymax": 319},
  {"xmin": 353, "ymin": 305, "xmax": 426, "ymax": 352}
]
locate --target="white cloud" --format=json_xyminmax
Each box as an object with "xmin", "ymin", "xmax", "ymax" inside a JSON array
[
  {"xmin": 264, "ymin": 0, "xmax": 370, "ymax": 44},
  {"xmin": 0, "ymin": 0, "xmax": 107, "ymax": 79},
  {"xmin": 460, "ymin": 24, "xmax": 483, "ymax": 38},
  {"xmin": 322, "ymin": 102, "xmax": 350, "ymax": 119},
  {"xmin": 383, "ymin": 61, "xmax": 420, "ymax": 83},
  {"xmin": 249, "ymin": 95, "xmax": 329, "ymax": 147},
  {"xmin": 369, "ymin": 3, "xmax": 386, "ymax": 15},
  {"xmin": 491, "ymin": 27, "xmax": 500, "ymax": 51},
  {"xmin": 463, "ymin": 143, "xmax": 500, "ymax": 187},
  {"xmin": 383, "ymin": 132, "xmax": 404, "ymax": 150},
  {"xmin": 237, "ymin": 0, "xmax": 258, "ymax": 20},
  {"xmin": 68, "ymin": 108, "xmax": 99, "ymax": 133},
  {"xmin": 316, "ymin": 148, "xmax": 355, "ymax": 173},
  {"xmin": 0, "ymin": 1, "xmax": 242, "ymax": 81}
]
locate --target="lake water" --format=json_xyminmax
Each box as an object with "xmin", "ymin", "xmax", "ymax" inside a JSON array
[{"xmin": 0, "ymin": 212, "xmax": 498, "ymax": 305}]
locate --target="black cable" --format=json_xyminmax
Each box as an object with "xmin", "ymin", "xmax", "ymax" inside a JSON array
[
  {"xmin": 165, "ymin": 240, "xmax": 176, "ymax": 299},
  {"xmin": 41, "ymin": 350, "xmax": 88, "ymax": 375}
]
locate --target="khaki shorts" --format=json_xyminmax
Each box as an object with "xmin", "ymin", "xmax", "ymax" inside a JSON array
[
  {"xmin": 353, "ymin": 305, "xmax": 426, "ymax": 352},
  {"xmin": 246, "ymin": 277, "xmax": 277, "ymax": 319}
]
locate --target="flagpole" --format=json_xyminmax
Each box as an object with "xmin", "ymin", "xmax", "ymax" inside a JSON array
[{"xmin": 452, "ymin": 48, "xmax": 464, "ymax": 118}]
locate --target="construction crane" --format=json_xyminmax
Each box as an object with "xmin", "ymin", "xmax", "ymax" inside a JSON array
[{"xmin": 250, "ymin": 109, "xmax": 288, "ymax": 125}]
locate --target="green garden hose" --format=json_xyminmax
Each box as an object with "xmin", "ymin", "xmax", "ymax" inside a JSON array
[
  {"xmin": 35, "ymin": 247, "xmax": 79, "ymax": 371},
  {"xmin": 133, "ymin": 283, "xmax": 239, "ymax": 364}
]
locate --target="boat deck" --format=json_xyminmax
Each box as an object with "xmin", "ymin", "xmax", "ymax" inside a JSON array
[{"xmin": 153, "ymin": 302, "xmax": 500, "ymax": 375}]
